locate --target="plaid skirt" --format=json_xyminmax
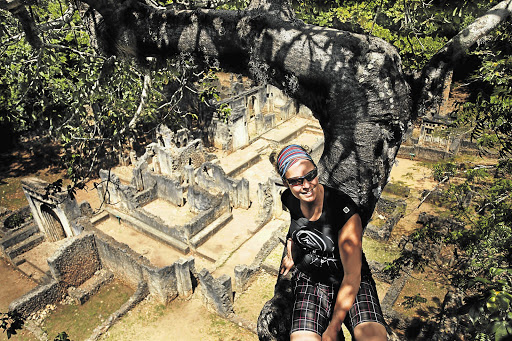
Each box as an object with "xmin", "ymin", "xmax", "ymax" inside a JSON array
[{"xmin": 290, "ymin": 270, "xmax": 386, "ymax": 336}]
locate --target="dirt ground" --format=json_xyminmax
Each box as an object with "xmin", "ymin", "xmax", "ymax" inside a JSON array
[
  {"xmin": 0, "ymin": 258, "xmax": 37, "ymax": 312},
  {"xmin": 101, "ymin": 293, "xmax": 259, "ymax": 341},
  {"xmin": 387, "ymin": 157, "xmax": 441, "ymax": 239}
]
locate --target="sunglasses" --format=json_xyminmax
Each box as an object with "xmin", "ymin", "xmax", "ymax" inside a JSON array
[{"xmin": 286, "ymin": 168, "xmax": 318, "ymax": 186}]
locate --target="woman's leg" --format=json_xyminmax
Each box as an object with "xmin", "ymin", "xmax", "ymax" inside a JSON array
[
  {"xmin": 353, "ymin": 321, "xmax": 387, "ymax": 341},
  {"xmin": 290, "ymin": 272, "xmax": 334, "ymax": 340},
  {"xmin": 290, "ymin": 330, "xmax": 322, "ymax": 341},
  {"xmin": 345, "ymin": 277, "xmax": 387, "ymax": 341}
]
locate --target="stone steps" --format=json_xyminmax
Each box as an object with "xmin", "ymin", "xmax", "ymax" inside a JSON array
[
  {"xmin": 189, "ymin": 212, "xmax": 233, "ymax": 249},
  {"xmin": 4, "ymin": 231, "xmax": 45, "ymax": 259},
  {"xmin": 1, "ymin": 222, "xmax": 39, "ymax": 250},
  {"xmin": 105, "ymin": 208, "xmax": 190, "ymax": 254},
  {"xmin": 68, "ymin": 268, "xmax": 114, "ymax": 304}
]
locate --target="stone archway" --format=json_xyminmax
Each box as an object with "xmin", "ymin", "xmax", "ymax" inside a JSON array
[{"xmin": 40, "ymin": 204, "xmax": 66, "ymax": 242}]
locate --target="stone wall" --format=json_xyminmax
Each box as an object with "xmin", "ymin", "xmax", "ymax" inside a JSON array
[
  {"xmin": 9, "ymin": 232, "xmax": 100, "ymax": 318},
  {"xmin": 195, "ymin": 161, "xmax": 250, "ymax": 209},
  {"xmin": 91, "ymin": 230, "xmax": 195, "ymax": 303},
  {"xmin": 397, "ymin": 145, "xmax": 454, "ymax": 161},
  {"xmin": 47, "ymin": 232, "xmax": 101, "ymax": 287},
  {"xmin": 365, "ymin": 197, "xmax": 406, "ymax": 241},
  {"xmin": 98, "ymin": 171, "xmax": 140, "ymax": 211},
  {"xmin": 21, "ymin": 177, "xmax": 82, "ymax": 241},
  {"xmin": 9, "ymin": 280, "xmax": 67, "ymax": 319},
  {"xmin": 183, "ymin": 186, "xmax": 230, "ymax": 238}
]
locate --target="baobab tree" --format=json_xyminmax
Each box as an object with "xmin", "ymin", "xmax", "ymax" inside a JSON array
[{"xmin": 2, "ymin": 0, "xmax": 512, "ymax": 339}]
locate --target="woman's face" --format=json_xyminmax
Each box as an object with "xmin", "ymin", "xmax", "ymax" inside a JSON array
[{"xmin": 284, "ymin": 159, "xmax": 320, "ymax": 203}]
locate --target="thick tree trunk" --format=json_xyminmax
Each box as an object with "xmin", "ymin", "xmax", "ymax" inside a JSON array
[{"xmin": 82, "ymin": 0, "xmax": 412, "ymax": 224}]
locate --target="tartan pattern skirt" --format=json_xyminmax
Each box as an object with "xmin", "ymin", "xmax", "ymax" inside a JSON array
[{"xmin": 290, "ymin": 270, "xmax": 386, "ymax": 336}]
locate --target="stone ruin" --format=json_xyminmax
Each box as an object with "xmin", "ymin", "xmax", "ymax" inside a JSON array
[{"xmin": 0, "ymin": 78, "xmax": 446, "ymax": 340}]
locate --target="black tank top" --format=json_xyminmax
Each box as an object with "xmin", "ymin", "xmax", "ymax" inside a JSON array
[{"xmin": 282, "ymin": 185, "xmax": 371, "ymax": 285}]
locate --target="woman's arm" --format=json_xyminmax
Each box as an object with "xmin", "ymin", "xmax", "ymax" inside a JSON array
[
  {"xmin": 280, "ymin": 238, "xmax": 295, "ymax": 276},
  {"xmin": 322, "ymin": 214, "xmax": 363, "ymax": 341}
]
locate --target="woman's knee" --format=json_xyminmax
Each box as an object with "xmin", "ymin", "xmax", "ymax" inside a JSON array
[
  {"xmin": 353, "ymin": 321, "xmax": 387, "ymax": 341},
  {"xmin": 290, "ymin": 330, "xmax": 322, "ymax": 341}
]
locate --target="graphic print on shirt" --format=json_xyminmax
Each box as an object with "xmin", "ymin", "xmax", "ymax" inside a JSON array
[{"xmin": 291, "ymin": 221, "xmax": 341, "ymax": 271}]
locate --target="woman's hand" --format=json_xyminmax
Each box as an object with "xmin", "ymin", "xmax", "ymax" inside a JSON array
[
  {"xmin": 322, "ymin": 323, "xmax": 340, "ymax": 341},
  {"xmin": 280, "ymin": 254, "xmax": 294, "ymax": 275},
  {"xmin": 280, "ymin": 239, "xmax": 295, "ymax": 276}
]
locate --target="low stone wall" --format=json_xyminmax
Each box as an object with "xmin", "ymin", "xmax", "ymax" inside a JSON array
[
  {"xmin": 130, "ymin": 207, "xmax": 188, "ymax": 242},
  {"xmin": 85, "ymin": 281, "xmax": 149, "ymax": 341},
  {"xmin": 0, "ymin": 221, "xmax": 38, "ymax": 251},
  {"xmin": 9, "ymin": 280, "xmax": 67, "ymax": 319},
  {"xmin": 133, "ymin": 187, "xmax": 157, "ymax": 206},
  {"xmin": 397, "ymin": 145, "xmax": 453, "ymax": 161},
  {"xmin": 365, "ymin": 198, "xmax": 406, "ymax": 241},
  {"xmin": 184, "ymin": 186, "xmax": 230, "ymax": 238},
  {"xmin": 93, "ymin": 230, "xmax": 193, "ymax": 303},
  {"xmin": 9, "ymin": 232, "xmax": 99, "ymax": 318},
  {"xmin": 1, "ymin": 206, "xmax": 32, "ymax": 231}
]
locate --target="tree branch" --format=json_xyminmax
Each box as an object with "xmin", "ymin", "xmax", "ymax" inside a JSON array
[
  {"xmin": 415, "ymin": 0, "xmax": 512, "ymax": 118},
  {"xmin": 121, "ymin": 71, "xmax": 152, "ymax": 134}
]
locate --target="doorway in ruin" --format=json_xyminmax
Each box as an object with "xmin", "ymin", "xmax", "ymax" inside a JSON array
[
  {"xmin": 40, "ymin": 204, "xmax": 66, "ymax": 242},
  {"xmin": 247, "ymin": 95, "xmax": 260, "ymax": 141}
]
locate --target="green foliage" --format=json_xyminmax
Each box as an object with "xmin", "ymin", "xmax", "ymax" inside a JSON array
[
  {"xmin": 54, "ymin": 332, "xmax": 71, "ymax": 341},
  {"xmin": 217, "ymin": 103, "xmax": 232, "ymax": 123},
  {"xmin": 0, "ymin": 311, "xmax": 24, "ymax": 339},
  {"xmin": 1, "ymin": 2, "xmax": 223, "ymax": 190},
  {"xmin": 292, "ymin": 0, "xmax": 492, "ymax": 69},
  {"xmin": 432, "ymin": 161, "xmax": 458, "ymax": 181},
  {"xmin": 455, "ymin": 21, "xmax": 512, "ymax": 156},
  {"xmin": 402, "ymin": 293, "xmax": 427, "ymax": 309}
]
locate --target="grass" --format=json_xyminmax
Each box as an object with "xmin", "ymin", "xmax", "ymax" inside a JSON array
[
  {"xmin": 233, "ymin": 272, "xmax": 275, "ymax": 322},
  {"xmin": 41, "ymin": 281, "xmax": 133, "ymax": 341},
  {"xmin": 0, "ymin": 170, "xmax": 69, "ymax": 211},
  {"xmin": 394, "ymin": 273, "xmax": 447, "ymax": 319},
  {"xmin": 263, "ymin": 244, "xmax": 284, "ymax": 268},
  {"xmin": 363, "ymin": 238, "xmax": 400, "ymax": 264}
]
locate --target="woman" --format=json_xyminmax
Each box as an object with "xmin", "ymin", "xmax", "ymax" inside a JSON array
[{"xmin": 276, "ymin": 144, "xmax": 387, "ymax": 341}]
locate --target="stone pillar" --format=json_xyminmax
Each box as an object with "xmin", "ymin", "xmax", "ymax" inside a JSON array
[
  {"xmin": 239, "ymin": 178, "xmax": 250, "ymax": 209},
  {"xmin": 271, "ymin": 179, "xmax": 283, "ymax": 218},
  {"xmin": 129, "ymin": 150, "xmax": 137, "ymax": 165},
  {"xmin": 184, "ymin": 165, "xmax": 195, "ymax": 186},
  {"xmin": 175, "ymin": 257, "xmax": 194, "ymax": 298},
  {"xmin": 197, "ymin": 269, "xmax": 234, "ymax": 317}
]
